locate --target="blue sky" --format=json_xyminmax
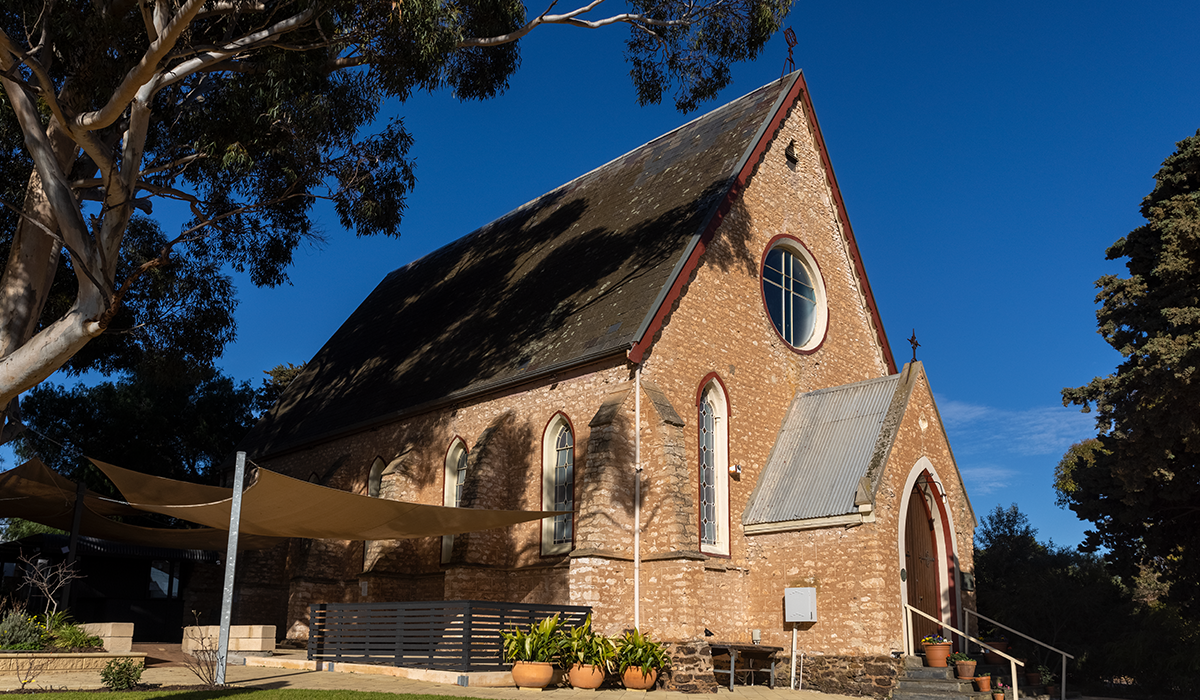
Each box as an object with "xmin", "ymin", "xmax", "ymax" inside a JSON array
[{"xmin": 13, "ymin": 1, "xmax": 1200, "ymax": 549}]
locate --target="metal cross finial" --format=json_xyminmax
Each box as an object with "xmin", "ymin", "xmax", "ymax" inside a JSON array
[
  {"xmin": 908, "ymin": 330, "xmax": 920, "ymax": 363},
  {"xmin": 781, "ymin": 28, "xmax": 797, "ymax": 77}
]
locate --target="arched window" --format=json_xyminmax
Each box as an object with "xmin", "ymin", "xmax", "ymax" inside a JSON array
[
  {"xmin": 698, "ymin": 377, "xmax": 730, "ymax": 556},
  {"xmin": 368, "ymin": 457, "xmax": 386, "ymax": 498},
  {"xmin": 541, "ymin": 414, "xmax": 575, "ymax": 555},
  {"xmin": 442, "ymin": 438, "xmax": 468, "ymax": 563}
]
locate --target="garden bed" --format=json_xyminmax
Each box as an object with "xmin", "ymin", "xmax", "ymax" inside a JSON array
[{"xmin": 0, "ymin": 652, "xmax": 147, "ymax": 675}]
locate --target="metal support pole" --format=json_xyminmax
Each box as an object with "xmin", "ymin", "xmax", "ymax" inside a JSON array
[
  {"xmin": 60, "ymin": 482, "xmax": 85, "ymax": 610},
  {"xmin": 215, "ymin": 452, "xmax": 246, "ymax": 685}
]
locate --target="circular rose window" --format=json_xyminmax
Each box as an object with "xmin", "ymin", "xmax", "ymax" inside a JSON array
[{"xmin": 761, "ymin": 240, "xmax": 827, "ymax": 351}]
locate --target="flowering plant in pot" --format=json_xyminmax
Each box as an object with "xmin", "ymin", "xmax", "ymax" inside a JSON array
[
  {"xmin": 501, "ymin": 614, "xmax": 566, "ymax": 688},
  {"xmin": 614, "ymin": 628, "xmax": 671, "ymax": 690},
  {"xmin": 948, "ymin": 652, "xmax": 976, "ymax": 678},
  {"xmin": 562, "ymin": 616, "xmax": 615, "ymax": 689},
  {"xmin": 920, "ymin": 634, "xmax": 952, "ymax": 667},
  {"xmin": 991, "ymin": 679, "xmax": 1008, "ymax": 700}
]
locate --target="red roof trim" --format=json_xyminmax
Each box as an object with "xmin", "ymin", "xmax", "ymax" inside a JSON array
[
  {"xmin": 793, "ymin": 74, "xmax": 897, "ymax": 373},
  {"xmin": 628, "ymin": 72, "xmax": 896, "ymax": 374}
]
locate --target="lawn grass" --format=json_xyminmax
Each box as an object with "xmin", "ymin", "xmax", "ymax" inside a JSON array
[{"xmin": 18, "ymin": 692, "xmax": 474, "ymax": 700}]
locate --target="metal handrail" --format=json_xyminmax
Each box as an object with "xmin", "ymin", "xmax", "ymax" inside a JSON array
[
  {"xmin": 967, "ymin": 609, "xmax": 1075, "ymax": 700},
  {"xmin": 905, "ymin": 604, "xmax": 1021, "ymax": 700}
]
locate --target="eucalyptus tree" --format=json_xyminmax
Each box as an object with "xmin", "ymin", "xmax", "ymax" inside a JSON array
[{"xmin": 0, "ymin": 0, "xmax": 789, "ymax": 440}]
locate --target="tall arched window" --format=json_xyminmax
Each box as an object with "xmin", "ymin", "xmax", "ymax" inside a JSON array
[
  {"xmin": 442, "ymin": 438, "xmax": 468, "ymax": 563},
  {"xmin": 697, "ymin": 376, "xmax": 730, "ymax": 556},
  {"xmin": 541, "ymin": 414, "xmax": 575, "ymax": 555}
]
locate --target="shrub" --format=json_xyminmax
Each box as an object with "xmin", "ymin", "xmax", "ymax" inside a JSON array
[
  {"xmin": 52, "ymin": 623, "xmax": 102, "ymax": 651},
  {"xmin": 100, "ymin": 657, "xmax": 143, "ymax": 690},
  {"xmin": 0, "ymin": 608, "xmax": 48, "ymax": 650}
]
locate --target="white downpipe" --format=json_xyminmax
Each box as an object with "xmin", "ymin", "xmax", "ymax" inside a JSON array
[
  {"xmin": 633, "ymin": 364, "xmax": 642, "ymax": 630},
  {"xmin": 790, "ymin": 626, "xmax": 797, "ymax": 689}
]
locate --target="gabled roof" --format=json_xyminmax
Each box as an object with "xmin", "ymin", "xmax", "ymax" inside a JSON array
[
  {"xmin": 743, "ymin": 366, "xmax": 917, "ymax": 528},
  {"xmin": 241, "ymin": 72, "xmax": 894, "ymax": 459}
]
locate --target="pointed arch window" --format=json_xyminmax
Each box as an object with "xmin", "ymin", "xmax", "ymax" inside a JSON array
[
  {"xmin": 698, "ymin": 377, "xmax": 730, "ymax": 556},
  {"xmin": 541, "ymin": 414, "xmax": 575, "ymax": 555},
  {"xmin": 442, "ymin": 438, "xmax": 468, "ymax": 563}
]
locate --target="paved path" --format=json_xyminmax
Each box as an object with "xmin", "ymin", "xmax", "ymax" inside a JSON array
[
  {"xmin": 0, "ymin": 648, "xmax": 1128, "ymax": 700},
  {"xmin": 0, "ymin": 647, "xmax": 850, "ymax": 700}
]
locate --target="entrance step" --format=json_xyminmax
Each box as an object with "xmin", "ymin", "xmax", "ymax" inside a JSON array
[{"xmin": 892, "ymin": 655, "xmax": 996, "ymax": 700}]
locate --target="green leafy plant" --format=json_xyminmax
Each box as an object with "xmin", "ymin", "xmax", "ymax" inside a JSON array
[
  {"xmin": 977, "ymin": 672, "xmax": 991, "ymax": 677},
  {"xmin": 948, "ymin": 652, "xmax": 974, "ymax": 663},
  {"xmin": 100, "ymin": 657, "xmax": 144, "ymax": 690},
  {"xmin": 1035, "ymin": 664, "xmax": 1056, "ymax": 684},
  {"xmin": 500, "ymin": 614, "xmax": 566, "ymax": 664},
  {"xmin": 52, "ymin": 623, "xmax": 103, "ymax": 651},
  {"xmin": 0, "ymin": 608, "xmax": 49, "ymax": 650},
  {"xmin": 562, "ymin": 615, "xmax": 616, "ymax": 670},
  {"xmin": 614, "ymin": 628, "xmax": 671, "ymax": 675}
]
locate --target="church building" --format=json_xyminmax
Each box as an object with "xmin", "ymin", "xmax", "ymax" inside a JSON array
[{"xmin": 236, "ymin": 71, "xmax": 977, "ymax": 696}]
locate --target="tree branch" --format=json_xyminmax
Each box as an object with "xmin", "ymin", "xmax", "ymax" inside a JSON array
[
  {"xmin": 74, "ymin": 0, "xmax": 208, "ymax": 131},
  {"xmin": 152, "ymin": 6, "xmax": 318, "ymax": 93},
  {"xmin": 457, "ymin": 0, "xmax": 693, "ymax": 48}
]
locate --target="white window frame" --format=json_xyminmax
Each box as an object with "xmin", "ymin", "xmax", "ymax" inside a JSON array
[
  {"xmin": 441, "ymin": 438, "xmax": 468, "ymax": 563},
  {"xmin": 541, "ymin": 414, "xmax": 575, "ymax": 555},
  {"xmin": 761, "ymin": 237, "xmax": 828, "ymax": 352},
  {"xmin": 698, "ymin": 379, "xmax": 730, "ymax": 556}
]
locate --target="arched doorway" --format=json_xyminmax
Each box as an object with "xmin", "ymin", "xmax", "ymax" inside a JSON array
[{"xmin": 904, "ymin": 481, "xmax": 941, "ymax": 646}]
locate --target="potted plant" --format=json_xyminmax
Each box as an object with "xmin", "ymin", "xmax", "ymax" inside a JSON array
[
  {"xmin": 983, "ymin": 633, "xmax": 1009, "ymax": 664},
  {"xmin": 921, "ymin": 634, "xmax": 952, "ymax": 667},
  {"xmin": 992, "ymin": 679, "xmax": 1008, "ymax": 700},
  {"xmin": 949, "ymin": 651, "xmax": 976, "ymax": 678},
  {"xmin": 501, "ymin": 614, "xmax": 565, "ymax": 689},
  {"xmin": 974, "ymin": 672, "xmax": 992, "ymax": 692},
  {"xmin": 614, "ymin": 628, "xmax": 670, "ymax": 690},
  {"xmin": 1028, "ymin": 664, "xmax": 1055, "ymax": 687},
  {"xmin": 562, "ymin": 615, "xmax": 615, "ymax": 689}
]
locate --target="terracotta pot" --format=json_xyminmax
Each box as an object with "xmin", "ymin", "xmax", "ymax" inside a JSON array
[
  {"xmin": 511, "ymin": 661, "xmax": 555, "ymax": 688},
  {"xmin": 955, "ymin": 661, "xmax": 977, "ymax": 678},
  {"xmin": 923, "ymin": 642, "xmax": 952, "ymax": 667},
  {"xmin": 622, "ymin": 667, "xmax": 659, "ymax": 690},
  {"xmin": 984, "ymin": 641, "xmax": 1008, "ymax": 664},
  {"xmin": 569, "ymin": 663, "xmax": 606, "ymax": 689},
  {"xmin": 975, "ymin": 676, "xmax": 992, "ymax": 692},
  {"xmin": 1026, "ymin": 672, "xmax": 1042, "ymax": 685},
  {"xmin": 992, "ymin": 693, "xmax": 1005, "ymax": 700}
]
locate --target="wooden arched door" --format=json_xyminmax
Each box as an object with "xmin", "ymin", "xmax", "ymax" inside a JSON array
[{"xmin": 905, "ymin": 483, "xmax": 941, "ymax": 646}]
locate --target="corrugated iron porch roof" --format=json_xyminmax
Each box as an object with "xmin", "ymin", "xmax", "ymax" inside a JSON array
[{"xmin": 744, "ymin": 373, "xmax": 905, "ymax": 525}]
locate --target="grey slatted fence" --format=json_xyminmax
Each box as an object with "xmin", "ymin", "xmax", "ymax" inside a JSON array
[{"xmin": 307, "ymin": 600, "xmax": 592, "ymax": 672}]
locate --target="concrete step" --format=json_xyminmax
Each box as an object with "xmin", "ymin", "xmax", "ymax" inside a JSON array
[
  {"xmin": 897, "ymin": 677, "xmax": 979, "ymax": 693},
  {"xmin": 905, "ymin": 665, "xmax": 957, "ymax": 680}
]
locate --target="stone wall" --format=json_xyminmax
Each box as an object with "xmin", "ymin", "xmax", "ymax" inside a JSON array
[
  {"xmin": 798, "ymin": 654, "xmax": 901, "ymax": 698},
  {"xmin": 660, "ymin": 641, "xmax": 718, "ymax": 693}
]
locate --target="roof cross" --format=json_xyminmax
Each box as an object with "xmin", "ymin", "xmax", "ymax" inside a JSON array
[{"xmin": 908, "ymin": 329, "xmax": 920, "ymax": 363}]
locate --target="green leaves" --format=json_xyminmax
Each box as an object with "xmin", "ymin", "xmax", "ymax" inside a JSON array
[
  {"xmin": 1061, "ymin": 129, "xmax": 1200, "ymax": 620},
  {"xmin": 500, "ymin": 613, "xmax": 567, "ymax": 664},
  {"xmin": 614, "ymin": 627, "xmax": 670, "ymax": 675}
]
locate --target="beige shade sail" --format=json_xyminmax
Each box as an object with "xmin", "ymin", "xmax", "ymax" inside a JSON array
[
  {"xmin": 89, "ymin": 458, "xmax": 565, "ymax": 540},
  {"xmin": 0, "ymin": 459, "xmax": 280, "ymax": 550}
]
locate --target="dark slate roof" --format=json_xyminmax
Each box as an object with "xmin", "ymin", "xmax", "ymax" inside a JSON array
[
  {"xmin": 743, "ymin": 369, "xmax": 914, "ymax": 525},
  {"xmin": 241, "ymin": 77, "xmax": 794, "ymax": 458}
]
